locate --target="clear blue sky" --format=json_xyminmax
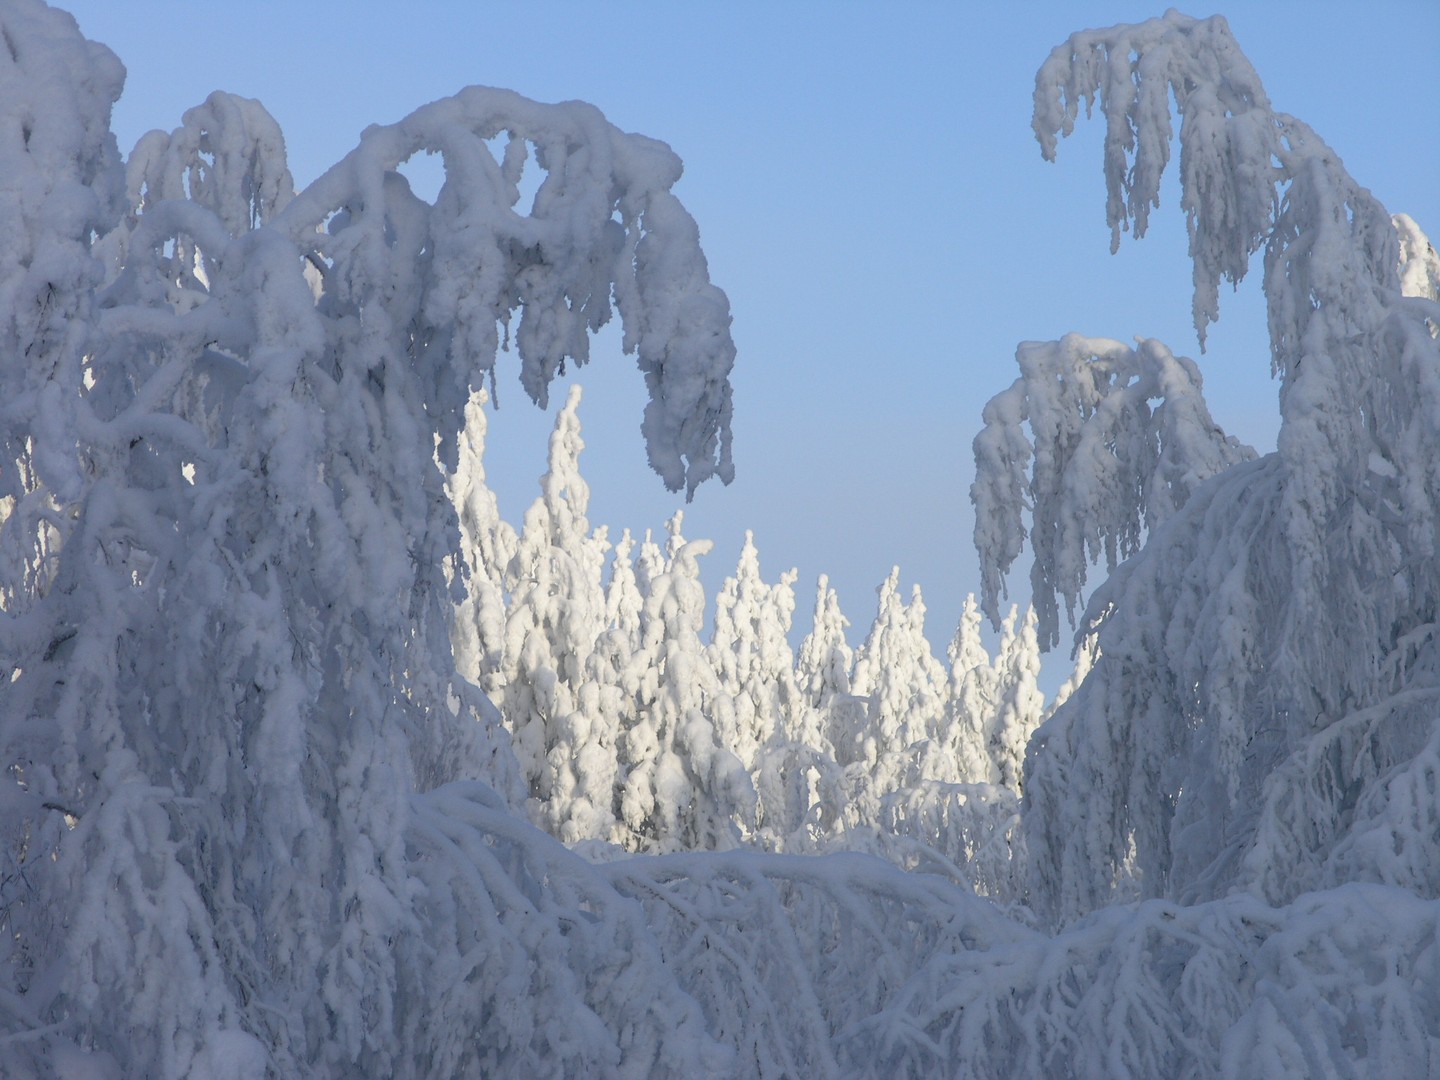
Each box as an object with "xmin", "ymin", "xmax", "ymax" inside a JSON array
[{"xmin": 60, "ymin": 1, "xmax": 1440, "ymax": 671}]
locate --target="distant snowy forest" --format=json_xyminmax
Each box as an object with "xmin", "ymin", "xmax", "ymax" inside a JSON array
[{"xmin": 3, "ymin": 2, "xmax": 1439, "ymax": 1077}]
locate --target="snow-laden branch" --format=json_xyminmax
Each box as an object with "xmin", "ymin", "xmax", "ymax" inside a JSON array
[
  {"xmin": 1033, "ymin": 12, "xmax": 1281, "ymax": 348},
  {"xmin": 275, "ymin": 86, "xmax": 734, "ymax": 496},
  {"xmin": 986, "ymin": 10, "xmax": 1440, "ymax": 924},
  {"xmin": 100, "ymin": 82, "xmax": 735, "ymax": 497},
  {"xmin": 973, "ymin": 332, "xmax": 1252, "ymax": 646}
]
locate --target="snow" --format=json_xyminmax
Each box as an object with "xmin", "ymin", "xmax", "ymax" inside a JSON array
[
  {"xmin": 984, "ymin": 9, "xmax": 1440, "ymax": 936},
  {"xmin": 3, "ymin": 3, "xmax": 1439, "ymax": 1076}
]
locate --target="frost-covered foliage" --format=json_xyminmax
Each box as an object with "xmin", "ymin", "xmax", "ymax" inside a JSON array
[
  {"xmin": 975, "ymin": 10, "xmax": 1440, "ymax": 933},
  {"xmin": 9, "ymin": 4, "xmax": 1435, "ymax": 1077},
  {"xmin": 612, "ymin": 856, "xmax": 1440, "ymax": 1079},
  {"xmin": 452, "ymin": 394, "xmax": 1043, "ymax": 869},
  {"xmin": 974, "ymin": 334, "xmax": 1254, "ymax": 649},
  {"xmin": 448, "ymin": 387, "xmax": 516, "ymax": 699},
  {"xmin": 1395, "ymin": 212, "xmax": 1440, "ymax": 308},
  {"xmin": 0, "ymin": 0, "xmax": 738, "ymax": 1072}
]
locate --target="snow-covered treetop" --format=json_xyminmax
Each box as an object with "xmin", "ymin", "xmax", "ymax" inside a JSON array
[{"xmin": 1396, "ymin": 212, "xmax": 1440, "ymax": 306}]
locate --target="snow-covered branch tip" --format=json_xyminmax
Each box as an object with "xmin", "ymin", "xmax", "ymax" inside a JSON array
[
  {"xmin": 972, "ymin": 333, "xmax": 1252, "ymax": 647},
  {"xmin": 1033, "ymin": 11, "xmax": 1277, "ymax": 348}
]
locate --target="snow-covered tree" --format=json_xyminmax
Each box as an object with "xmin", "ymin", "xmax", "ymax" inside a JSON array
[
  {"xmin": 805, "ymin": 571, "xmax": 1028, "ymax": 894},
  {"xmin": 850, "ymin": 569, "xmax": 948, "ymax": 784},
  {"xmin": 940, "ymin": 595, "xmax": 999, "ymax": 781},
  {"xmin": 553, "ymin": 627, "xmax": 630, "ymax": 848},
  {"xmin": 987, "ymin": 606, "xmax": 1044, "ymax": 791},
  {"xmin": 708, "ymin": 533, "xmax": 827, "ymax": 838},
  {"xmin": 633, "ymin": 523, "xmax": 668, "ymax": 598},
  {"xmin": 620, "ymin": 533, "xmax": 755, "ymax": 851},
  {"xmin": 603, "ymin": 528, "xmax": 645, "ymax": 646},
  {"xmin": 975, "ymin": 10, "xmax": 1440, "ymax": 925},
  {"xmin": 796, "ymin": 574, "xmax": 853, "ymax": 715},
  {"xmin": 11, "ymin": 5, "xmax": 1437, "ymax": 1077},
  {"xmin": 708, "ymin": 532, "xmax": 799, "ymax": 766},
  {"xmin": 1395, "ymin": 211, "xmax": 1440, "ymax": 308},
  {"xmin": 0, "ymin": 1, "xmax": 738, "ymax": 1073},
  {"xmin": 449, "ymin": 386, "xmax": 516, "ymax": 699},
  {"xmin": 500, "ymin": 386, "xmax": 611, "ymax": 824}
]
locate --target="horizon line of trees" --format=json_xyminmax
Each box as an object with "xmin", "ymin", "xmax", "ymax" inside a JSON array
[{"xmin": 449, "ymin": 383, "xmax": 1056, "ymax": 893}]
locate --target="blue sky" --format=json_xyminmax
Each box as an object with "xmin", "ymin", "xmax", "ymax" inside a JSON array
[{"xmin": 61, "ymin": 1, "xmax": 1440, "ymax": 672}]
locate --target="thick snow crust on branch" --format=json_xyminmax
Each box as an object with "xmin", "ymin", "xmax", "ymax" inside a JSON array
[
  {"xmin": 974, "ymin": 333, "xmax": 1254, "ymax": 648},
  {"xmin": 105, "ymin": 59, "xmax": 737, "ymax": 499}
]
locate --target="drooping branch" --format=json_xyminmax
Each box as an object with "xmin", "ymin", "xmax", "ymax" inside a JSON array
[
  {"xmin": 273, "ymin": 87, "xmax": 737, "ymax": 496},
  {"xmin": 973, "ymin": 333, "xmax": 1252, "ymax": 647},
  {"xmin": 994, "ymin": 11, "xmax": 1440, "ymax": 923}
]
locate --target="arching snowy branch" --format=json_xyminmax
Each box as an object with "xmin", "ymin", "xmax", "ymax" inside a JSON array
[
  {"xmin": 100, "ymin": 78, "xmax": 735, "ymax": 496},
  {"xmin": 273, "ymin": 85, "xmax": 735, "ymax": 495},
  {"xmin": 0, "ymin": 2, "xmax": 733, "ymax": 1072}
]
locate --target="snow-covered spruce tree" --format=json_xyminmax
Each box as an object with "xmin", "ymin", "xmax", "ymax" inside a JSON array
[
  {"xmin": 986, "ymin": 606, "xmax": 1044, "ymax": 792},
  {"xmin": 499, "ymin": 385, "xmax": 612, "ymax": 832},
  {"xmin": 942, "ymin": 594, "xmax": 999, "ymax": 780},
  {"xmin": 554, "ymin": 627, "xmax": 630, "ymax": 849},
  {"xmin": 604, "ymin": 528, "xmax": 645, "ymax": 647},
  {"xmin": 0, "ymin": 2, "xmax": 740, "ymax": 1074},
  {"xmin": 619, "ymin": 525, "xmax": 756, "ymax": 852},
  {"xmin": 633, "ymin": 521, "xmax": 668, "ymax": 598},
  {"xmin": 849, "ymin": 568, "xmax": 948, "ymax": 786},
  {"xmin": 707, "ymin": 532, "xmax": 832, "ymax": 843},
  {"xmin": 974, "ymin": 10, "xmax": 1440, "ymax": 922},
  {"xmin": 795, "ymin": 574, "xmax": 854, "ymax": 718},
  {"xmin": 708, "ymin": 532, "xmax": 800, "ymax": 772},
  {"xmin": 449, "ymin": 386, "xmax": 517, "ymax": 700}
]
